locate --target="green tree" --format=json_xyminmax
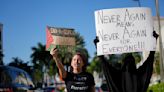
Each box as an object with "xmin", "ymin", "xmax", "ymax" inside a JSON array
[
  {"xmin": 87, "ymin": 52, "xmax": 102, "ymax": 74},
  {"xmin": 30, "ymin": 43, "xmax": 54, "ymax": 84},
  {"xmin": 147, "ymin": 83, "xmax": 164, "ymax": 92},
  {"xmin": 31, "ymin": 43, "xmax": 51, "ymax": 66}
]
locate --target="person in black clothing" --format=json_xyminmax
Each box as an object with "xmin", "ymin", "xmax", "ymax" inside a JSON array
[
  {"xmin": 94, "ymin": 31, "xmax": 158, "ymax": 92},
  {"xmin": 50, "ymin": 47, "xmax": 95, "ymax": 92}
]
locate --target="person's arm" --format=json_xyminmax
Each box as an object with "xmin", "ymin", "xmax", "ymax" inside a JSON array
[
  {"xmin": 137, "ymin": 31, "xmax": 158, "ymax": 92},
  {"xmin": 93, "ymin": 36, "xmax": 121, "ymax": 92},
  {"xmin": 50, "ymin": 47, "xmax": 67, "ymax": 79},
  {"xmin": 138, "ymin": 30, "xmax": 159, "ymax": 70},
  {"xmin": 94, "ymin": 36, "xmax": 117, "ymax": 70}
]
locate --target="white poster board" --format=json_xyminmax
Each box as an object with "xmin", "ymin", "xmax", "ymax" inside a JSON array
[{"xmin": 94, "ymin": 7, "xmax": 156, "ymax": 56}]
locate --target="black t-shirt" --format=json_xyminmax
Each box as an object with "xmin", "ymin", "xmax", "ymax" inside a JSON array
[{"xmin": 63, "ymin": 72, "xmax": 95, "ymax": 92}]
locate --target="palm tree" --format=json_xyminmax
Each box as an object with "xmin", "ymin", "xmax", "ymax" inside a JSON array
[
  {"xmin": 31, "ymin": 43, "xmax": 51, "ymax": 66},
  {"xmin": 30, "ymin": 43, "xmax": 53, "ymax": 84}
]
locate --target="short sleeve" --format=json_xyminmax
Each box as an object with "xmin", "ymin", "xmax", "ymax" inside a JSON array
[{"xmin": 88, "ymin": 73, "xmax": 95, "ymax": 86}]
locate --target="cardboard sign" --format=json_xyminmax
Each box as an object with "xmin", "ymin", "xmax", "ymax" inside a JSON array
[
  {"xmin": 46, "ymin": 26, "xmax": 76, "ymax": 51},
  {"xmin": 94, "ymin": 7, "xmax": 156, "ymax": 55}
]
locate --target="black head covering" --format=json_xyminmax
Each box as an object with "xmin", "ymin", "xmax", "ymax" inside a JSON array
[{"xmin": 122, "ymin": 54, "xmax": 136, "ymax": 72}]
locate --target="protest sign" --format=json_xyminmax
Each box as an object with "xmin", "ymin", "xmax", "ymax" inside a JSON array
[
  {"xmin": 46, "ymin": 26, "xmax": 76, "ymax": 51},
  {"xmin": 94, "ymin": 7, "xmax": 156, "ymax": 55}
]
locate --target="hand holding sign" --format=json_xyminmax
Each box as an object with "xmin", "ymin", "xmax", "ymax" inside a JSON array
[
  {"xmin": 50, "ymin": 46, "xmax": 58, "ymax": 58},
  {"xmin": 153, "ymin": 31, "xmax": 159, "ymax": 40},
  {"xmin": 94, "ymin": 36, "xmax": 99, "ymax": 49}
]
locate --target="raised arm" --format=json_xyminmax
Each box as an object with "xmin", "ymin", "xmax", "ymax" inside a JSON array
[
  {"xmin": 93, "ymin": 36, "xmax": 121, "ymax": 92},
  {"xmin": 137, "ymin": 31, "xmax": 158, "ymax": 92},
  {"xmin": 93, "ymin": 36, "xmax": 120, "ymax": 70},
  {"xmin": 50, "ymin": 47, "xmax": 67, "ymax": 79},
  {"xmin": 138, "ymin": 30, "xmax": 159, "ymax": 70},
  {"xmin": 138, "ymin": 30, "xmax": 158, "ymax": 74}
]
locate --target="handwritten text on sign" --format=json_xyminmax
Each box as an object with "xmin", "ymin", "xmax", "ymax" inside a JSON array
[{"xmin": 94, "ymin": 7, "xmax": 156, "ymax": 55}]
